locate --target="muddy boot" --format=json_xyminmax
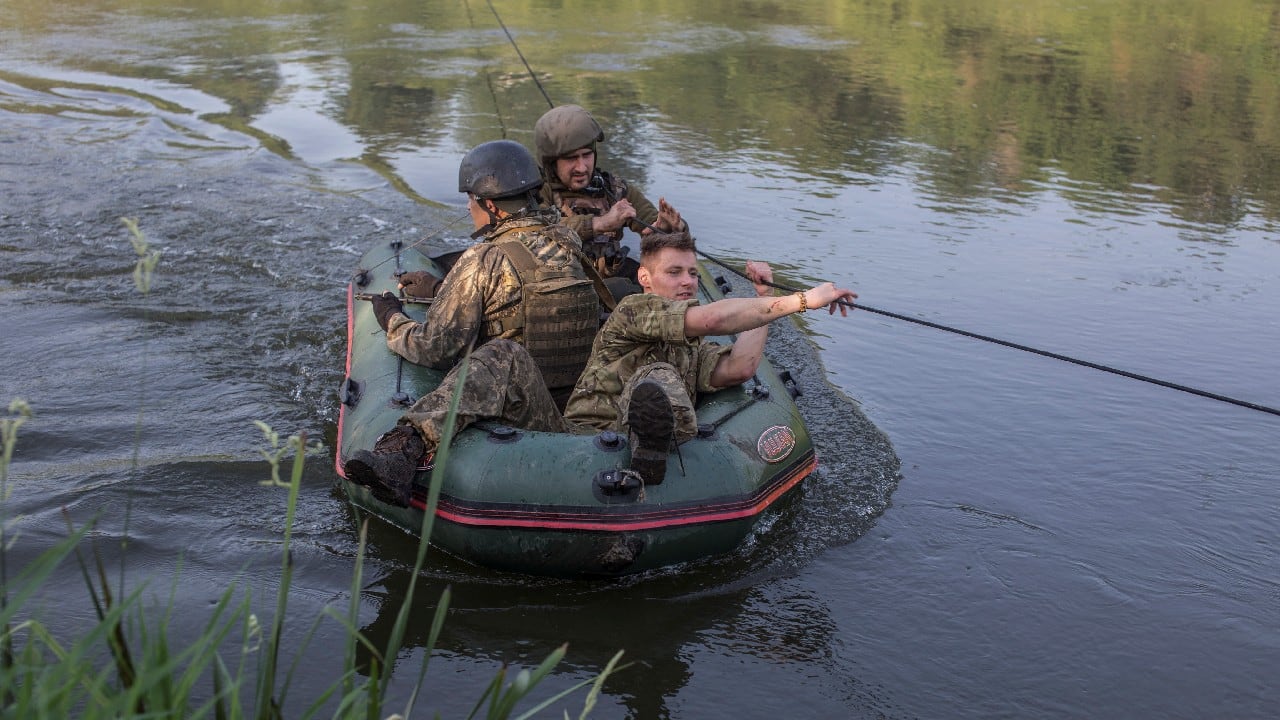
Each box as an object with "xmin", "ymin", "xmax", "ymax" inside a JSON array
[
  {"xmin": 343, "ymin": 425, "xmax": 427, "ymax": 507},
  {"xmin": 626, "ymin": 380, "xmax": 674, "ymax": 486}
]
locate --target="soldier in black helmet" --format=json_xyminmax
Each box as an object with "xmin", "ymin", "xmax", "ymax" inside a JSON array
[
  {"xmin": 346, "ymin": 140, "xmax": 602, "ymax": 505},
  {"xmin": 534, "ymin": 105, "xmax": 688, "ymax": 296}
]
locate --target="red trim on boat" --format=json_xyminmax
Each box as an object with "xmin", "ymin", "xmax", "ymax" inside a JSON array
[
  {"xmin": 409, "ymin": 450, "xmax": 817, "ymax": 532},
  {"xmin": 334, "ymin": 282, "xmax": 354, "ymax": 479}
]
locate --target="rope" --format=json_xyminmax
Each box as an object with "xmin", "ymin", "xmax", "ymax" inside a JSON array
[
  {"xmin": 353, "ymin": 211, "xmax": 473, "ymax": 280},
  {"xmin": 485, "ymin": 0, "xmax": 556, "ymax": 109},
  {"xmin": 464, "ymin": 0, "xmax": 510, "ymax": 138},
  {"xmin": 695, "ymin": 248, "xmax": 1280, "ymax": 418},
  {"xmin": 466, "ymin": 5, "xmax": 1276, "ymax": 418}
]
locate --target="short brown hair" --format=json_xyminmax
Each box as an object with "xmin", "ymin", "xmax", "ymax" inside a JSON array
[{"xmin": 639, "ymin": 230, "xmax": 696, "ymax": 261}]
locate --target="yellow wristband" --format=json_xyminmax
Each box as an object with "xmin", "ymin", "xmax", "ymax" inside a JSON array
[{"xmin": 796, "ymin": 291, "xmax": 808, "ymax": 312}]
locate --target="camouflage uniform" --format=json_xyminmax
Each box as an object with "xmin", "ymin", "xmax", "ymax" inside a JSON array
[
  {"xmin": 399, "ymin": 339, "xmax": 580, "ymax": 449},
  {"xmin": 564, "ymin": 293, "xmax": 733, "ymax": 443},
  {"xmin": 385, "ymin": 215, "xmax": 584, "ymax": 370},
  {"xmin": 539, "ymin": 171, "xmax": 661, "ymax": 281}
]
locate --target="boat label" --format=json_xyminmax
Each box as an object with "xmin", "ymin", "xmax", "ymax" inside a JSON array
[{"xmin": 757, "ymin": 425, "xmax": 796, "ymax": 464}]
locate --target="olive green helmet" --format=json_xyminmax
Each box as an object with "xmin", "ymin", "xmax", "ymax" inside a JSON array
[
  {"xmin": 533, "ymin": 104, "xmax": 605, "ymax": 163},
  {"xmin": 457, "ymin": 139, "xmax": 543, "ymax": 199}
]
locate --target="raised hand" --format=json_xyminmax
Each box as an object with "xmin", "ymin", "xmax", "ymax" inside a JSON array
[
  {"xmin": 744, "ymin": 261, "xmax": 774, "ymax": 298},
  {"xmin": 653, "ymin": 197, "xmax": 683, "ymax": 233}
]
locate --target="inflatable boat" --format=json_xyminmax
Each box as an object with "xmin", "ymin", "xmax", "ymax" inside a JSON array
[{"xmin": 335, "ymin": 238, "xmax": 815, "ymax": 577}]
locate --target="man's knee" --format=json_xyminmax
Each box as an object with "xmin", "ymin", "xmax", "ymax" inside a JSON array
[
  {"xmin": 620, "ymin": 364, "xmax": 697, "ymax": 444},
  {"xmin": 472, "ymin": 337, "xmax": 522, "ymax": 363}
]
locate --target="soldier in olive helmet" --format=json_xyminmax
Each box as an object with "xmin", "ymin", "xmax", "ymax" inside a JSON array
[
  {"xmin": 345, "ymin": 140, "xmax": 603, "ymax": 505},
  {"xmin": 534, "ymin": 104, "xmax": 688, "ymax": 295}
]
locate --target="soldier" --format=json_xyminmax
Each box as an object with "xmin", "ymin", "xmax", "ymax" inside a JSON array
[
  {"xmin": 350, "ymin": 224, "xmax": 855, "ymax": 504},
  {"xmin": 534, "ymin": 104, "xmax": 687, "ymax": 296},
  {"xmin": 344, "ymin": 140, "xmax": 601, "ymax": 505},
  {"xmin": 564, "ymin": 232, "xmax": 859, "ymax": 485}
]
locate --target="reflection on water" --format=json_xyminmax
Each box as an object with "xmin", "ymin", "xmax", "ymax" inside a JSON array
[
  {"xmin": 3, "ymin": 0, "xmax": 1278, "ymax": 226},
  {"xmin": 352, "ymin": 509, "xmax": 877, "ymax": 718}
]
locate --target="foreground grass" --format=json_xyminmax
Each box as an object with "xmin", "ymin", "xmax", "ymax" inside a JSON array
[
  {"xmin": 0, "ymin": 220, "xmax": 622, "ymax": 718},
  {"xmin": 1, "ymin": 412, "xmax": 621, "ymax": 718}
]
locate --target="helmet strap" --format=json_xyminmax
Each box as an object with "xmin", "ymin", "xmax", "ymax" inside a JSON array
[
  {"xmin": 470, "ymin": 197, "xmax": 503, "ymax": 239},
  {"xmin": 482, "ymin": 198, "xmax": 503, "ymax": 224}
]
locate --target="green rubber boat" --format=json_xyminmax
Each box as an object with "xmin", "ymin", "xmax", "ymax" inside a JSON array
[{"xmin": 335, "ymin": 238, "xmax": 815, "ymax": 577}]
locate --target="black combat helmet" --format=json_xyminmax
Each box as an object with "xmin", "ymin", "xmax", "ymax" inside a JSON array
[
  {"xmin": 457, "ymin": 139, "xmax": 543, "ymax": 199},
  {"xmin": 534, "ymin": 105, "xmax": 605, "ymax": 164}
]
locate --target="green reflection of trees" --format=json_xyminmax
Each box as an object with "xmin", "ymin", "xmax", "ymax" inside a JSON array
[
  {"xmin": 14, "ymin": 0, "xmax": 1277, "ymax": 224},
  {"xmin": 510, "ymin": 0, "xmax": 1280, "ymax": 225}
]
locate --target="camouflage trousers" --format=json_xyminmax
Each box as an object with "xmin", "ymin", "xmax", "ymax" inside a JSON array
[
  {"xmin": 615, "ymin": 363, "xmax": 699, "ymax": 445},
  {"xmin": 398, "ymin": 339, "xmax": 579, "ymax": 450},
  {"xmin": 399, "ymin": 343, "xmax": 698, "ymax": 451}
]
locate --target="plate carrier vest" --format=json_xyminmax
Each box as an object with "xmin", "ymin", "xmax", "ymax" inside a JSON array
[{"xmin": 486, "ymin": 240, "xmax": 601, "ymax": 391}]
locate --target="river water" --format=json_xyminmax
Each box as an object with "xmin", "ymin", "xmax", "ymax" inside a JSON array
[{"xmin": 3, "ymin": 1, "xmax": 1278, "ymax": 718}]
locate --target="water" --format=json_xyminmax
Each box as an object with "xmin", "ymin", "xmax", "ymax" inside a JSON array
[{"xmin": 3, "ymin": 1, "xmax": 1279, "ymax": 717}]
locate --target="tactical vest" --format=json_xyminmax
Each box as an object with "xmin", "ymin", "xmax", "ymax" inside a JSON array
[
  {"xmin": 552, "ymin": 171, "xmax": 631, "ymax": 278},
  {"xmin": 485, "ymin": 240, "xmax": 600, "ymax": 391}
]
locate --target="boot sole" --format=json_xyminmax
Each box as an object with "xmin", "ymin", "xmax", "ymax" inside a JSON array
[
  {"xmin": 628, "ymin": 381, "xmax": 674, "ymax": 485},
  {"xmin": 344, "ymin": 452, "xmax": 412, "ymax": 507}
]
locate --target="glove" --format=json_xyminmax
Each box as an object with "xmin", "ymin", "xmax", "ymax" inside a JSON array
[
  {"xmin": 370, "ymin": 292, "xmax": 405, "ymax": 331},
  {"xmin": 398, "ymin": 270, "xmax": 441, "ymax": 299}
]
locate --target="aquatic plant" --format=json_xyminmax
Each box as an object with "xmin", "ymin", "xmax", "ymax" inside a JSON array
[{"xmin": 0, "ymin": 414, "xmax": 620, "ymax": 718}]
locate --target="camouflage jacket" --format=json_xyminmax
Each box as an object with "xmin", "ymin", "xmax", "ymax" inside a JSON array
[
  {"xmin": 540, "ymin": 170, "xmax": 660, "ymax": 242},
  {"xmin": 538, "ymin": 170, "xmax": 664, "ymax": 278},
  {"xmin": 563, "ymin": 293, "xmax": 733, "ymax": 431},
  {"xmin": 385, "ymin": 216, "xmax": 585, "ymax": 370}
]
